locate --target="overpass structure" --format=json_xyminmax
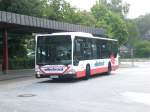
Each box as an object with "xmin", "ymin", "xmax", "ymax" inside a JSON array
[{"xmin": 0, "ymin": 11, "xmax": 104, "ymax": 73}]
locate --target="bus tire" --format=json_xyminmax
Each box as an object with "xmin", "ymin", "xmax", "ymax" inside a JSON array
[
  {"xmin": 85, "ymin": 64, "xmax": 91, "ymax": 80},
  {"xmin": 107, "ymin": 62, "xmax": 112, "ymax": 75}
]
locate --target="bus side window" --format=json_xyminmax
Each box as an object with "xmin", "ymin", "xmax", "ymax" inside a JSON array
[
  {"xmin": 101, "ymin": 43, "xmax": 106, "ymax": 58},
  {"xmin": 91, "ymin": 39, "xmax": 97, "ymax": 59},
  {"xmin": 83, "ymin": 39, "xmax": 92, "ymax": 60},
  {"xmin": 76, "ymin": 41, "xmax": 80, "ymax": 52},
  {"xmin": 74, "ymin": 38, "xmax": 84, "ymax": 61},
  {"xmin": 111, "ymin": 41, "xmax": 118, "ymax": 58},
  {"xmin": 96, "ymin": 40, "xmax": 101, "ymax": 59},
  {"xmin": 100, "ymin": 40, "xmax": 110, "ymax": 58}
]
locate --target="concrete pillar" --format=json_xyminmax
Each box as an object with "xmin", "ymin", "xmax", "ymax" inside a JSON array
[{"xmin": 2, "ymin": 29, "xmax": 8, "ymax": 74}]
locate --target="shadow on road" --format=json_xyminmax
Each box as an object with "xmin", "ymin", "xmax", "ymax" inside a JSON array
[
  {"xmin": 38, "ymin": 73, "xmax": 114, "ymax": 84},
  {"xmin": 39, "ymin": 78, "xmax": 77, "ymax": 83}
]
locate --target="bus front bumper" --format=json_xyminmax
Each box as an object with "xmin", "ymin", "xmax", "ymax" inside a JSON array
[{"xmin": 36, "ymin": 73, "xmax": 76, "ymax": 79}]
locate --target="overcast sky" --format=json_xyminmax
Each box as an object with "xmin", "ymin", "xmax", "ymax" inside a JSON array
[{"xmin": 65, "ymin": 0, "xmax": 150, "ymax": 19}]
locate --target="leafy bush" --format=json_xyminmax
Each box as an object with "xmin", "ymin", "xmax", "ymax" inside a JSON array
[
  {"xmin": 9, "ymin": 57, "xmax": 34, "ymax": 69},
  {"xmin": 134, "ymin": 40, "xmax": 150, "ymax": 58}
]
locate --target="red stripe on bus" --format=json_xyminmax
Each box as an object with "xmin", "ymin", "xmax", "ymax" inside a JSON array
[
  {"xmin": 75, "ymin": 65, "xmax": 119, "ymax": 78},
  {"xmin": 91, "ymin": 67, "xmax": 108, "ymax": 75},
  {"xmin": 76, "ymin": 67, "xmax": 108, "ymax": 78},
  {"xmin": 76, "ymin": 70, "xmax": 86, "ymax": 78}
]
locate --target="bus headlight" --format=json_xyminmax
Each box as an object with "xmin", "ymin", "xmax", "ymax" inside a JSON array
[{"xmin": 37, "ymin": 71, "xmax": 40, "ymax": 75}]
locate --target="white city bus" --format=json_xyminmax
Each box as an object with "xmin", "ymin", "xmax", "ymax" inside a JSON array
[{"xmin": 35, "ymin": 32, "xmax": 119, "ymax": 79}]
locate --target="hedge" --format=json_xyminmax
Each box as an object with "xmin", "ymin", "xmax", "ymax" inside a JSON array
[{"xmin": 8, "ymin": 57, "xmax": 34, "ymax": 69}]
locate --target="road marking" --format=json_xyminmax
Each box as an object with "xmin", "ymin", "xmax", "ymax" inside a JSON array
[{"xmin": 122, "ymin": 92, "xmax": 150, "ymax": 106}]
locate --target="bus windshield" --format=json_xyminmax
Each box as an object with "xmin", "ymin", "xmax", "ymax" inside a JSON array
[{"xmin": 36, "ymin": 35, "xmax": 72, "ymax": 65}]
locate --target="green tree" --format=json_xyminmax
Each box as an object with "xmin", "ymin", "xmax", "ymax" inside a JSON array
[
  {"xmin": 108, "ymin": 0, "xmax": 129, "ymax": 16},
  {"xmin": 43, "ymin": 0, "xmax": 96, "ymax": 25},
  {"xmin": 135, "ymin": 14, "xmax": 150, "ymax": 39},
  {"xmin": 0, "ymin": 0, "xmax": 46, "ymax": 61},
  {"xmin": 134, "ymin": 40, "xmax": 150, "ymax": 58},
  {"xmin": 126, "ymin": 20, "xmax": 140, "ymax": 48},
  {"xmin": 91, "ymin": 2, "xmax": 128, "ymax": 45},
  {"xmin": 8, "ymin": 36, "xmax": 27, "ymax": 58},
  {"xmin": 76, "ymin": 11, "xmax": 97, "ymax": 27},
  {"xmin": 0, "ymin": 0, "xmax": 45, "ymax": 17},
  {"xmin": 131, "ymin": 14, "xmax": 150, "ymax": 58},
  {"xmin": 96, "ymin": 0, "xmax": 130, "ymax": 17},
  {"xmin": 0, "ymin": 0, "xmax": 12, "ymax": 11},
  {"xmin": 44, "ymin": 0, "xmax": 78, "ymax": 23}
]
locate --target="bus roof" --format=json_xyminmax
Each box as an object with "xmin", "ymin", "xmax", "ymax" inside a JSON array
[
  {"xmin": 51, "ymin": 32, "xmax": 93, "ymax": 37},
  {"xmin": 36, "ymin": 32, "xmax": 118, "ymax": 41},
  {"xmin": 93, "ymin": 36, "xmax": 118, "ymax": 41}
]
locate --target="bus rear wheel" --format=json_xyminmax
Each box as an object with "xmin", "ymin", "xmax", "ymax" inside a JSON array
[
  {"xmin": 85, "ymin": 65, "xmax": 91, "ymax": 80},
  {"xmin": 107, "ymin": 62, "xmax": 112, "ymax": 75}
]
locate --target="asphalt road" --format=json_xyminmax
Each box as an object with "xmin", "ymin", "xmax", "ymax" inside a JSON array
[{"xmin": 0, "ymin": 62, "xmax": 150, "ymax": 112}]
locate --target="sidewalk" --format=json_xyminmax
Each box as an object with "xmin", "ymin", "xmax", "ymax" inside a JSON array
[
  {"xmin": 119, "ymin": 62, "xmax": 137, "ymax": 68},
  {"xmin": 0, "ymin": 69, "xmax": 35, "ymax": 81}
]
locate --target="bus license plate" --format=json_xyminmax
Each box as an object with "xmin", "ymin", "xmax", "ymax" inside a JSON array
[{"xmin": 50, "ymin": 75, "xmax": 59, "ymax": 78}]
